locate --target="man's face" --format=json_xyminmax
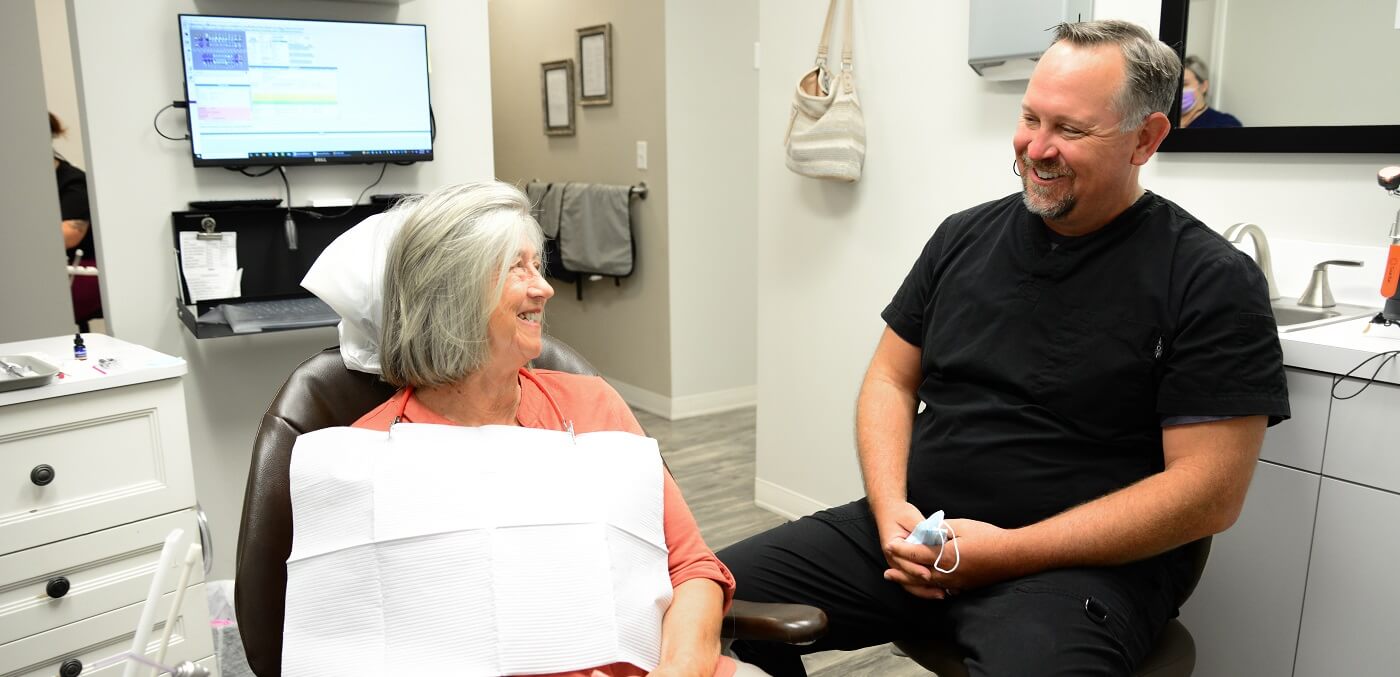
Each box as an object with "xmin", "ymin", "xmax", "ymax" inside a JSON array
[{"xmin": 1013, "ymin": 41, "xmax": 1144, "ymax": 233}]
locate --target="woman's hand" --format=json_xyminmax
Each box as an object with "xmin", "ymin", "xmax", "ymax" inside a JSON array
[{"xmin": 651, "ymin": 578, "xmax": 724, "ymax": 677}]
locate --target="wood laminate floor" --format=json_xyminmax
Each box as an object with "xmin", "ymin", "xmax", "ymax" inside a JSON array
[{"xmin": 634, "ymin": 407, "xmax": 933, "ymax": 677}]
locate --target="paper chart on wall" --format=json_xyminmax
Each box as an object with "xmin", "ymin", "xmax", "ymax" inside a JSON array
[
  {"xmin": 581, "ymin": 34, "xmax": 607, "ymax": 97},
  {"xmin": 178, "ymin": 231, "xmax": 242, "ymax": 302},
  {"xmin": 546, "ymin": 68, "xmax": 570, "ymax": 127}
]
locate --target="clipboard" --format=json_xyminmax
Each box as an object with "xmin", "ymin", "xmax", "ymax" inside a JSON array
[{"xmin": 171, "ymin": 204, "xmax": 385, "ymax": 339}]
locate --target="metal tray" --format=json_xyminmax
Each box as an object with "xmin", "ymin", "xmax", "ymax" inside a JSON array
[{"xmin": 0, "ymin": 354, "xmax": 61, "ymax": 392}]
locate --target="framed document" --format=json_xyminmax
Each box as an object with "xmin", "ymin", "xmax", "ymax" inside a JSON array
[
  {"xmin": 541, "ymin": 59, "xmax": 575, "ymax": 136},
  {"xmin": 576, "ymin": 23, "xmax": 612, "ymax": 106}
]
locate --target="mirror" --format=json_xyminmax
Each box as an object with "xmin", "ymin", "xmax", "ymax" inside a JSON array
[{"xmin": 1158, "ymin": 0, "xmax": 1400, "ymax": 152}]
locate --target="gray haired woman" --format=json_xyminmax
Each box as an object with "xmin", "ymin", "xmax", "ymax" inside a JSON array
[{"xmin": 336, "ymin": 181, "xmax": 750, "ymax": 677}]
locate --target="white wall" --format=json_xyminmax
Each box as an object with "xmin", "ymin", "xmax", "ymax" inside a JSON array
[
  {"xmin": 35, "ymin": 0, "xmax": 85, "ymax": 169},
  {"xmin": 66, "ymin": 0, "xmax": 495, "ymax": 579},
  {"xmin": 1217, "ymin": 0, "xmax": 1400, "ymax": 127},
  {"xmin": 1, "ymin": 0, "xmax": 73, "ymax": 343},
  {"xmin": 664, "ymin": 0, "xmax": 759, "ymax": 415},
  {"xmin": 754, "ymin": 0, "xmax": 1400, "ymax": 517}
]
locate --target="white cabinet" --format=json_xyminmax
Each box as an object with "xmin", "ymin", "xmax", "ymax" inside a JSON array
[
  {"xmin": 1321, "ymin": 378, "xmax": 1400, "ymax": 493},
  {"xmin": 1188, "ymin": 351, "xmax": 1400, "ymax": 676},
  {"xmin": 1259, "ymin": 368, "xmax": 1331, "ymax": 473},
  {"xmin": 0, "ymin": 334, "xmax": 215, "ymax": 676},
  {"xmin": 1293, "ymin": 479, "xmax": 1400, "ymax": 677},
  {"xmin": 0, "ymin": 378, "xmax": 196, "ymax": 554},
  {"xmin": 1180, "ymin": 461, "xmax": 1319, "ymax": 677}
]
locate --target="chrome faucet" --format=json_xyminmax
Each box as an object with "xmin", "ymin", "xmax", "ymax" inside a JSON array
[{"xmin": 1223, "ymin": 223, "xmax": 1281, "ymax": 300}]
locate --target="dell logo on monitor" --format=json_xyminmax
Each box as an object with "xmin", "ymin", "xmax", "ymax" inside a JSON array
[{"xmin": 314, "ymin": 158, "xmax": 327, "ymax": 163}]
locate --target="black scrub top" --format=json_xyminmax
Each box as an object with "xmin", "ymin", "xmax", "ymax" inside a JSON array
[
  {"xmin": 882, "ymin": 192, "xmax": 1289, "ymax": 529},
  {"xmin": 56, "ymin": 158, "xmax": 93, "ymax": 260}
]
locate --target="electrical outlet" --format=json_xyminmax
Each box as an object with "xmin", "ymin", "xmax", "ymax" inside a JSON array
[{"xmin": 636, "ymin": 141, "xmax": 648, "ymax": 170}]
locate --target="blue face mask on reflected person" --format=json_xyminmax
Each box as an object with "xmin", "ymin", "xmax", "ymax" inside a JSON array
[{"xmin": 1181, "ymin": 88, "xmax": 1198, "ymax": 112}]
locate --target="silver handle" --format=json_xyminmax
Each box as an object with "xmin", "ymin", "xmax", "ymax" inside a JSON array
[
  {"xmin": 1313, "ymin": 259, "xmax": 1363, "ymax": 271},
  {"xmin": 1299, "ymin": 260, "xmax": 1365, "ymax": 308},
  {"xmin": 195, "ymin": 503, "xmax": 213, "ymax": 576}
]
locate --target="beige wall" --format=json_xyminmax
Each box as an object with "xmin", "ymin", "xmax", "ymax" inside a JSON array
[
  {"xmin": 489, "ymin": 0, "xmax": 673, "ymax": 397},
  {"xmin": 1, "ymin": 0, "xmax": 72, "ymax": 342}
]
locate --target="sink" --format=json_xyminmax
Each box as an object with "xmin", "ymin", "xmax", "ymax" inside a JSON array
[{"xmin": 1271, "ymin": 302, "xmax": 1377, "ymax": 332}]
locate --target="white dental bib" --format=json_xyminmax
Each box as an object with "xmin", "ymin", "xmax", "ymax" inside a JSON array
[{"xmin": 282, "ymin": 423, "xmax": 672, "ymax": 677}]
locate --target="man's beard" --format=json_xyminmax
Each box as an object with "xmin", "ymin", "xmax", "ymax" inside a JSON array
[{"xmin": 1019, "ymin": 154, "xmax": 1075, "ymax": 219}]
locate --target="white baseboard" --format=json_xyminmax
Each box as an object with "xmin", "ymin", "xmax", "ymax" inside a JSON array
[
  {"xmin": 754, "ymin": 478, "xmax": 831, "ymax": 521},
  {"xmin": 670, "ymin": 385, "xmax": 755, "ymax": 420},
  {"xmin": 605, "ymin": 377, "xmax": 672, "ymax": 418},
  {"xmin": 605, "ymin": 378, "xmax": 756, "ymax": 421}
]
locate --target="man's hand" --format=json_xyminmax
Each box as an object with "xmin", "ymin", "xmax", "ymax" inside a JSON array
[
  {"xmin": 873, "ymin": 501, "xmax": 954, "ymax": 600},
  {"xmin": 882, "ymin": 518, "xmax": 1027, "ymax": 599}
]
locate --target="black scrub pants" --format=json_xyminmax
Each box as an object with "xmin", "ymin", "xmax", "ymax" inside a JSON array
[{"xmin": 719, "ymin": 499, "xmax": 1181, "ymax": 677}]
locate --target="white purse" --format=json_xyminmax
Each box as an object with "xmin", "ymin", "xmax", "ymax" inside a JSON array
[{"xmin": 785, "ymin": 0, "xmax": 865, "ymax": 183}]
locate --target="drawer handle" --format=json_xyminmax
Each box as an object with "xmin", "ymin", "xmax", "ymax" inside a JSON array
[
  {"xmin": 59, "ymin": 658, "xmax": 82, "ymax": 677},
  {"xmin": 46, "ymin": 576, "xmax": 71, "ymax": 599},
  {"xmin": 30, "ymin": 464, "xmax": 56, "ymax": 486}
]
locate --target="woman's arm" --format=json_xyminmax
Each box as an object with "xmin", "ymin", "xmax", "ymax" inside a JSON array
[
  {"xmin": 651, "ymin": 578, "xmax": 724, "ymax": 677},
  {"xmin": 62, "ymin": 219, "xmax": 90, "ymax": 250}
]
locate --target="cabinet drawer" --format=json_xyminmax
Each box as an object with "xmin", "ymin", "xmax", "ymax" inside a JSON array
[
  {"xmin": 0, "ymin": 510, "xmax": 205, "ymax": 645},
  {"xmin": 1323, "ymin": 378, "xmax": 1400, "ymax": 493},
  {"xmin": 1260, "ymin": 368, "xmax": 1330, "ymax": 472},
  {"xmin": 0, "ymin": 583, "xmax": 211, "ymax": 677},
  {"xmin": 0, "ymin": 379, "xmax": 195, "ymax": 555}
]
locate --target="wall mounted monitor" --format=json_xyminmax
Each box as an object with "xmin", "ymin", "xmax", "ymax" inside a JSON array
[{"xmin": 177, "ymin": 15, "xmax": 432, "ymax": 167}]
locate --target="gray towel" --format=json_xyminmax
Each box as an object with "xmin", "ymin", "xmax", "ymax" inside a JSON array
[
  {"xmin": 525, "ymin": 181, "xmax": 548, "ymax": 226},
  {"xmin": 559, "ymin": 183, "xmax": 633, "ymax": 276},
  {"xmin": 538, "ymin": 182, "xmax": 565, "ymax": 238}
]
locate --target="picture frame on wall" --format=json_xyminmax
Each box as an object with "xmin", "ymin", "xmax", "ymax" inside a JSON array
[
  {"xmin": 541, "ymin": 59, "xmax": 575, "ymax": 136},
  {"xmin": 576, "ymin": 23, "xmax": 612, "ymax": 106}
]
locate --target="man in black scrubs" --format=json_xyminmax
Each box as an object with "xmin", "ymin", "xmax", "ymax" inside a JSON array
[{"xmin": 720, "ymin": 20, "xmax": 1289, "ymax": 676}]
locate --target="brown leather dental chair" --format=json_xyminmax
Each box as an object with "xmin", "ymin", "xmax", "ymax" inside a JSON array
[{"xmin": 235, "ymin": 335, "xmax": 827, "ymax": 676}]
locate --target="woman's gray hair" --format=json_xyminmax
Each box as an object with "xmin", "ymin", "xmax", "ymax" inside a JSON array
[
  {"xmin": 379, "ymin": 181, "xmax": 544, "ymax": 388},
  {"xmin": 1052, "ymin": 20, "xmax": 1183, "ymax": 131},
  {"xmin": 1183, "ymin": 55, "xmax": 1210, "ymax": 84}
]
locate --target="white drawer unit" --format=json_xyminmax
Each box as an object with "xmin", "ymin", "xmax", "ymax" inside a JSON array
[
  {"xmin": 0, "ymin": 511, "xmax": 204, "ymax": 646},
  {"xmin": 0, "ymin": 378, "xmax": 195, "ymax": 555},
  {"xmin": 0, "ymin": 334, "xmax": 215, "ymax": 676},
  {"xmin": 0, "ymin": 585, "xmax": 211, "ymax": 677}
]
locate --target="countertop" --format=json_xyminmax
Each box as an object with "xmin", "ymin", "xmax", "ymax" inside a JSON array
[
  {"xmin": 0, "ymin": 333, "xmax": 186, "ymax": 407},
  {"xmin": 1279, "ymin": 317, "xmax": 1400, "ymax": 386}
]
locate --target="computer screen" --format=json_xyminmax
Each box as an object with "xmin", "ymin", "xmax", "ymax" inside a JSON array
[{"xmin": 177, "ymin": 15, "xmax": 432, "ymax": 167}]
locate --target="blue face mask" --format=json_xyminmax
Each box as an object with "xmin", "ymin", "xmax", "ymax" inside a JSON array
[
  {"xmin": 904, "ymin": 509, "xmax": 961, "ymax": 573},
  {"xmin": 1181, "ymin": 88, "xmax": 1198, "ymax": 112}
]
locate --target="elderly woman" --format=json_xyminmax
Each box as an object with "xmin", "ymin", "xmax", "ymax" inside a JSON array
[{"xmin": 335, "ymin": 182, "xmax": 753, "ymax": 677}]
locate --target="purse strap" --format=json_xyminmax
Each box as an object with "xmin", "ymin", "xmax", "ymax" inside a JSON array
[{"xmin": 814, "ymin": 0, "xmax": 854, "ymax": 71}]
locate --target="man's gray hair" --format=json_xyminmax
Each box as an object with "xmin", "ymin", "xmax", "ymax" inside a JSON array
[
  {"xmin": 1052, "ymin": 20, "xmax": 1183, "ymax": 131},
  {"xmin": 379, "ymin": 181, "xmax": 544, "ymax": 388}
]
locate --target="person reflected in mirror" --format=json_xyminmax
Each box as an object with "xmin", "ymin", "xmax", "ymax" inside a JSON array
[
  {"xmin": 50, "ymin": 112, "xmax": 102, "ymax": 330},
  {"xmin": 1181, "ymin": 55, "xmax": 1241, "ymax": 128}
]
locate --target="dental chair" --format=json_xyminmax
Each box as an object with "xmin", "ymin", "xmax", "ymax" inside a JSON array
[
  {"xmin": 235, "ymin": 335, "xmax": 827, "ymax": 677},
  {"xmin": 892, "ymin": 536, "xmax": 1212, "ymax": 676}
]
